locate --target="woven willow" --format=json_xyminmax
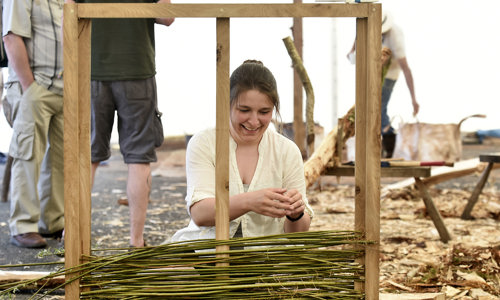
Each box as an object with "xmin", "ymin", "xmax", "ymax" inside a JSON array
[{"xmin": 0, "ymin": 230, "xmax": 370, "ymax": 299}]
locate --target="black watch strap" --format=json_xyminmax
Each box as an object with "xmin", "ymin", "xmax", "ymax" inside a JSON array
[{"xmin": 286, "ymin": 212, "xmax": 304, "ymax": 222}]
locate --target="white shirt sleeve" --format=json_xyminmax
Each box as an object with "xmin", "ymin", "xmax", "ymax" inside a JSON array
[{"xmin": 184, "ymin": 129, "xmax": 216, "ymax": 214}]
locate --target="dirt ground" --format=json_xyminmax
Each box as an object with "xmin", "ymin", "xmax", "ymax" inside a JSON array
[
  {"xmin": 308, "ymin": 137, "xmax": 500, "ymax": 299},
  {"xmin": 0, "ymin": 135, "xmax": 499, "ymax": 299}
]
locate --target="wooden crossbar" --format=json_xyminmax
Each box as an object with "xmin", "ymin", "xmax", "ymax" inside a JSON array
[
  {"xmin": 63, "ymin": 3, "xmax": 381, "ymax": 299},
  {"xmin": 75, "ymin": 3, "xmax": 373, "ymax": 18}
]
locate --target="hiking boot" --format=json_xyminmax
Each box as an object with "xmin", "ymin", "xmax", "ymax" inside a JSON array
[
  {"xmin": 10, "ymin": 232, "xmax": 47, "ymax": 248},
  {"xmin": 382, "ymin": 132, "xmax": 396, "ymax": 158}
]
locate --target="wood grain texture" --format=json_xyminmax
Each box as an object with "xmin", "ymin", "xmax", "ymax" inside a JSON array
[
  {"xmin": 215, "ymin": 18, "xmax": 230, "ymax": 263},
  {"xmin": 292, "ymin": 0, "xmax": 305, "ymax": 157},
  {"xmin": 324, "ymin": 165, "xmax": 431, "ymax": 178},
  {"xmin": 303, "ymin": 105, "xmax": 355, "ymax": 188},
  {"xmin": 76, "ymin": 3, "xmax": 372, "ymax": 19},
  {"xmin": 78, "ymin": 17, "xmax": 92, "ymax": 266},
  {"xmin": 364, "ymin": 7, "xmax": 382, "ymax": 300},
  {"xmin": 353, "ymin": 15, "xmax": 368, "ymax": 295},
  {"xmin": 63, "ymin": 4, "xmax": 81, "ymax": 299}
]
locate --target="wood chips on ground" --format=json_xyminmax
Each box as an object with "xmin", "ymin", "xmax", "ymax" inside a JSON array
[{"xmin": 308, "ymin": 181, "xmax": 500, "ymax": 299}]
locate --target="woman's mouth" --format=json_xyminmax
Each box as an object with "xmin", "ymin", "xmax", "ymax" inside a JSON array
[{"xmin": 242, "ymin": 124, "xmax": 259, "ymax": 132}]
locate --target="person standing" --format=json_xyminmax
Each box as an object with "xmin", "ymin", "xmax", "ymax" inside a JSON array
[
  {"xmin": 66, "ymin": 0, "xmax": 174, "ymax": 247},
  {"xmin": 3, "ymin": 0, "xmax": 65, "ymax": 248},
  {"xmin": 347, "ymin": 11, "xmax": 419, "ymax": 158}
]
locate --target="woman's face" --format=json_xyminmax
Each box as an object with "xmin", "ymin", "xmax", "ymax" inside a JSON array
[{"xmin": 229, "ymin": 89, "xmax": 274, "ymax": 145}]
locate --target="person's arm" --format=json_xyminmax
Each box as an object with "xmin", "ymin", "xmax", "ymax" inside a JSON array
[
  {"xmin": 346, "ymin": 39, "xmax": 356, "ymax": 59},
  {"xmin": 398, "ymin": 56, "xmax": 419, "ymax": 116},
  {"xmin": 190, "ymin": 188, "xmax": 294, "ymax": 227},
  {"xmin": 155, "ymin": 0, "xmax": 175, "ymax": 26},
  {"xmin": 280, "ymin": 141, "xmax": 312, "ymax": 233},
  {"xmin": 3, "ymin": 33, "xmax": 33, "ymax": 91}
]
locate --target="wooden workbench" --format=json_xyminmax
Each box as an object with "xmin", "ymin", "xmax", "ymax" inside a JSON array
[{"xmin": 324, "ymin": 165, "xmax": 451, "ymax": 243}]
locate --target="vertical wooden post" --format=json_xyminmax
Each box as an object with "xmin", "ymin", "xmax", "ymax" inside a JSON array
[
  {"xmin": 292, "ymin": 0, "xmax": 305, "ymax": 157},
  {"xmin": 62, "ymin": 4, "xmax": 79, "ymax": 298},
  {"xmin": 215, "ymin": 17, "xmax": 230, "ymax": 265},
  {"xmin": 354, "ymin": 15, "xmax": 367, "ymax": 294},
  {"xmin": 364, "ymin": 6, "xmax": 382, "ymax": 299},
  {"xmin": 78, "ymin": 17, "xmax": 92, "ymax": 266},
  {"xmin": 63, "ymin": 3, "xmax": 92, "ymax": 299},
  {"xmin": 355, "ymin": 4, "xmax": 382, "ymax": 299}
]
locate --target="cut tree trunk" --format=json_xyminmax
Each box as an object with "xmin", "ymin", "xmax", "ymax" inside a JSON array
[{"xmin": 304, "ymin": 106, "xmax": 355, "ymax": 188}]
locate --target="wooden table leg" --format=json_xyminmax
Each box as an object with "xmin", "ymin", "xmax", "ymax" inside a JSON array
[
  {"xmin": 414, "ymin": 177, "xmax": 451, "ymax": 243},
  {"xmin": 461, "ymin": 162, "xmax": 493, "ymax": 220}
]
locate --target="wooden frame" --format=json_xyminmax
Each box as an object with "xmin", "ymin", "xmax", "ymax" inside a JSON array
[{"xmin": 63, "ymin": 3, "xmax": 381, "ymax": 299}]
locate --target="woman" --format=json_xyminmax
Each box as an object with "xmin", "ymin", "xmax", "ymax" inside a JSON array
[{"xmin": 171, "ymin": 60, "xmax": 313, "ymax": 242}]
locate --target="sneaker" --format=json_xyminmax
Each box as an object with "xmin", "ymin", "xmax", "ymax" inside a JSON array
[{"xmin": 10, "ymin": 232, "xmax": 47, "ymax": 248}]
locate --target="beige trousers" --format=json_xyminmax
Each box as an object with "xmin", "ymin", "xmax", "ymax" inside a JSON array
[{"xmin": 7, "ymin": 81, "xmax": 64, "ymax": 235}]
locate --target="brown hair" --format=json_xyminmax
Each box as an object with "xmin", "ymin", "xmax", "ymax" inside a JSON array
[{"xmin": 230, "ymin": 60, "xmax": 282, "ymax": 127}]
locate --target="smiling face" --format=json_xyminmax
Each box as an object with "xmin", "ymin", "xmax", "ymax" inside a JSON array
[{"xmin": 229, "ymin": 89, "xmax": 274, "ymax": 146}]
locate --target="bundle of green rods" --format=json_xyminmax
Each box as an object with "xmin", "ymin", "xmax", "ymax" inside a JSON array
[{"xmin": 0, "ymin": 230, "xmax": 371, "ymax": 299}]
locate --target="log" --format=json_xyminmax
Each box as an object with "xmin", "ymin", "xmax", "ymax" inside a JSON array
[
  {"xmin": 283, "ymin": 36, "xmax": 315, "ymax": 157},
  {"xmin": 304, "ymin": 105, "xmax": 355, "ymax": 188},
  {"xmin": 0, "ymin": 270, "xmax": 65, "ymax": 288},
  {"xmin": 304, "ymin": 46, "xmax": 390, "ymax": 187}
]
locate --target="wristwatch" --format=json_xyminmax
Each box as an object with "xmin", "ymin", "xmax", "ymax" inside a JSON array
[{"xmin": 286, "ymin": 212, "xmax": 304, "ymax": 222}]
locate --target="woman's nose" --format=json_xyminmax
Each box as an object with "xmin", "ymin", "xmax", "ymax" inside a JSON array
[{"xmin": 248, "ymin": 112, "xmax": 259, "ymax": 126}]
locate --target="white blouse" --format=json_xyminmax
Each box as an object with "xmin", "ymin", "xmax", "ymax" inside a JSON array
[{"xmin": 171, "ymin": 127, "xmax": 313, "ymax": 242}]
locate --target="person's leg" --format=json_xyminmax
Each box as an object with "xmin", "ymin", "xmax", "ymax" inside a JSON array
[
  {"xmin": 127, "ymin": 163, "xmax": 151, "ymax": 247},
  {"xmin": 381, "ymin": 79, "xmax": 396, "ymax": 134},
  {"xmin": 113, "ymin": 77, "xmax": 161, "ymax": 247},
  {"xmin": 90, "ymin": 80, "xmax": 116, "ymax": 167},
  {"xmin": 9, "ymin": 83, "xmax": 53, "ymax": 247},
  {"xmin": 91, "ymin": 162, "xmax": 100, "ymax": 186},
  {"xmin": 381, "ymin": 79, "xmax": 397, "ymax": 158},
  {"xmin": 90, "ymin": 80, "xmax": 115, "ymax": 186},
  {"xmin": 38, "ymin": 92, "xmax": 64, "ymax": 235}
]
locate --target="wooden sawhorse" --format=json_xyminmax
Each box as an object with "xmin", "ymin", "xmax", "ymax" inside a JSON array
[
  {"xmin": 461, "ymin": 154, "xmax": 500, "ymax": 220},
  {"xmin": 324, "ymin": 165, "xmax": 451, "ymax": 243}
]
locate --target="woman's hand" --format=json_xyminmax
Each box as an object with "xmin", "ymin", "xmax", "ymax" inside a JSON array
[
  {"xmin": 281, "ymin": 189, "xmax": 305, "ymax": 219},
  {"xmin": 246, "ymin": 188, "xmax": 296, "ymax": 218},
  {"xmin": 282, "ymin": 189, "xmax": 310, "ymax": 233}
]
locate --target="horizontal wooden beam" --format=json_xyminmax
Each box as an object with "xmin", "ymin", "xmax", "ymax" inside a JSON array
[
  {"xmin": 324, "ymin": 166, "xmax": 431, "ymax": 178},
  {"xmin": 75, "ymin": 3, "xmax": 373, "ymax": 19}
]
